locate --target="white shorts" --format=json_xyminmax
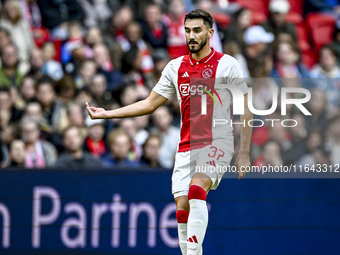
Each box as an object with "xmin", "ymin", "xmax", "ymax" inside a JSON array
[{"xmin": 172, "ymin": 138, "xmax": 234, "ymax": 198}]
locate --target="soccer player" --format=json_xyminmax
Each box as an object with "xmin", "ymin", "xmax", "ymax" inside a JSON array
[{"xmin": 86, "ymin": 9, "xmax": 252, "ymax": 255}]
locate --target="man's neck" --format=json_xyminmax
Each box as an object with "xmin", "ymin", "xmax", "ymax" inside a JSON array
[{"xmin": 191, "ymin": 45, "xmax": 212, "ymax": 61}]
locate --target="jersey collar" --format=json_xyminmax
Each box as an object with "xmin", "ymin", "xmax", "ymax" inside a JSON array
[{"xmin": 189, "ymin": 48, "xmax": 215, "ymax": 65}]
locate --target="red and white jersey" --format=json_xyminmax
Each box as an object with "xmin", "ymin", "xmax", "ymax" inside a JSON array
[{"xmin": 153, "ymin": 48, "xmax": 248, "ymax": 152}]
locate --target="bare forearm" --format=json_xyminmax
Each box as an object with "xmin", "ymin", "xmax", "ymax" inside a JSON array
[
  {"xmin": 239, "ymin": 101, "xmax": 253, "ymax": 153},
  {"xmin": 104, "ymin": 99, "xmax": 154, "ymax": 119},
  {"xmin": 96, "ymin": 91, "xmax": 168, "ymax": 119}
]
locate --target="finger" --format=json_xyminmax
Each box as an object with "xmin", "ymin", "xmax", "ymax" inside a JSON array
[
  {"xmin": 86, "ymin": 102, "xmax": 89, "ymax": 108},
  {"xmin": 238, "ymin": 170, "xmax": 243, "ymax": 180}
]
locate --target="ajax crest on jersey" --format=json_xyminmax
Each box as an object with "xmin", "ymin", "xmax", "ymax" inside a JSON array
[{"xmin": 202, "ymin": 68, "xmax": 213, "ymax": 78}]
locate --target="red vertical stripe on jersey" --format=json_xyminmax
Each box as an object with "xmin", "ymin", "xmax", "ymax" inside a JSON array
[{"xmin": 177, "ymin": 49, "xmax": 224, "ymax": 152}]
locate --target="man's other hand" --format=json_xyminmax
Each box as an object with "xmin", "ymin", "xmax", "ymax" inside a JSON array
[{"xmin": 235, "ymin": 152, "xmax": 251, "ymax": 180}]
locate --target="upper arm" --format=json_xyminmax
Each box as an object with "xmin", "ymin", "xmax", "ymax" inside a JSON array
[
  {"xmin": 152, "ymin": 61, "xmax": 176, "ymax": 99},
  {"xmin": 224, "ymin": 56, "xmax": 248, "ymax": 95}
]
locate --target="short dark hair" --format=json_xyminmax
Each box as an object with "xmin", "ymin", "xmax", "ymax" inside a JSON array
[{"xmin": 184, "ymin": 9, "xmax": 214, "ymax": 29}]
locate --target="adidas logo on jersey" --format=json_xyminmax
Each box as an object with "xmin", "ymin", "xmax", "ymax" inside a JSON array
[
  {"xmin": 187, "ymin": 235, "xmax": 198, "ymax": 243},
  {"xmin": 182, "ymin": 72, "xmax": 189, "ymax": 77}
]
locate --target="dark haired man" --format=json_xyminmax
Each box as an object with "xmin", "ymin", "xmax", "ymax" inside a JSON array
[
  {"xmin": 0, "ymin": 45, "xmax": 24, "ymax": 88},
  {"xmin": 87, "ymin": 9, "xmax": 253, "ymax": 255}
]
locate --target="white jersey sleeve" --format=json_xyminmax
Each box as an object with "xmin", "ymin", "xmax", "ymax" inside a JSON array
[
  {"xmin": 223, "ymin": 55, "xmax": 248, "ymax": 95},
  {"xmin": 153, "ymin": 61, "xmax": 176, "ymax": 99}
]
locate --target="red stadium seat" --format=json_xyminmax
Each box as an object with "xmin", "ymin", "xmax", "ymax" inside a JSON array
[
  {"xmin": 301, "ymin": 50, "xmax": 317, "ymax": 69},
  {"xmin": 306, "ymin": 13, "xmax": 336, "ymax": 50},
  {"xmin": 296, "ymin": 23, "xmax": 310, "ymax": 52},
  {"xmin": 287, "ymin": 0, "xmax": 304, "ymax": 15},
  {"xmin": 285, "ymin": 0, "xmax": 304, "ymax": 24},
  {"xmin": 213, "ymin": 13, "xmax": 231, "ymax": 29},
  {"xmin": 231, "ymin": 0, "xmax": 269, "ymax": 24}
]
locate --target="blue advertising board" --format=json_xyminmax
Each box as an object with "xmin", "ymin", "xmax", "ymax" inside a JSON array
[{"xmin": 0, "ymin": 169, "xmax": 339, "ymax": 254}]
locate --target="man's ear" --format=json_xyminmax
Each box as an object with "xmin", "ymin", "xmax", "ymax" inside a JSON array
[{"xmin": 208, "ymin": 28, "xmax": 214, "ymax": 39}]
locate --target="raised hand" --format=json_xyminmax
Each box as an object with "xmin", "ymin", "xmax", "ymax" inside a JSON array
[{"xmin": 86, "ymin": 102, "xmax": 107, "ymax": 119}]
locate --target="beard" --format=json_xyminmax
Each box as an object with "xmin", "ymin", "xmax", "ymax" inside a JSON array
[{"xmin": 187, "ymin": 36, "xmax": 208, "ymax": 53}]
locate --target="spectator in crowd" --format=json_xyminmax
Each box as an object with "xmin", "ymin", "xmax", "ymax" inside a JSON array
[
  {"xmin": 0, "ymin": 0, "xmax": 36, "ymax": 73},
  {"xmin": 165, "ymin": 0, "xmax": 189, "ymax": 59},
  {"xmin": 27, "ymin": 48, "xmax": 44, "ymax": 80},
  {"xmin": 0, "ymin": 45, "xmax": 24, "ymax": 88},
  {"xmin": 119, "ymin": 118, "xmax": 143, "ymax": 161},
  {"xmin": 66, "ymin": 103, "xmax": 86, "ymax": 131},
  {"xmin": 134, "ymin": 115, "xmax": 150, "ymax": 147},
  {"xmin": 119, "ymin": 85, "xmax": 140, "ymax": 108},
  {"xmin": 61, "ymin": 21, "xmax": 84, "ymax": 64},
  {"xmin": 23, "ymin": 100, "xmax": 47, "ymax": 125},
  {"xmin": 223, "ymin": 7, "xmax": 252, "ymax": 49},
  {"xmin": 247, "ymin": 53, "xmax": 277, "ymax": 112},
  {"xmin": 7, "ymin": 139, "xmax": 26, "ymax": 168},
  {"xmin": 310, "ymin": 45, "xmax": 340, "ymax": 117},
  {"xmin": 76, "ymin": 0, "xmax": 112, "ymax": 28},
  {"xmin": 223, "ymin": 41, "xmax": 250, "ymax": 78},
  {"xmin": 151, "ymin": 106, "xmax": 180, "ymax": 169},
  {"xmin": 0, "ymin": 27, "xmax": 12, "ymax": 53},
  {"xmin": 41, "ymin": 42, "xmax": 64, "ymax": 81},
  {"xmin": 140, "ymin": 3, "xmax": 168, "ymax": 50},
  {"xmin": 54, "ymin": 125, "xmax": 103, "ymax": 168},
  {"xmin": 151, "ymin": 48, "xmax": 171, "ymax": 82},
  {"xmin": 284, "ymin": 113, "xmax": 308, "ymax": 165},
  {"xmin": 19, "ymin": 0, "xmax": 49, "ymax": 48},
  {"xmin": 119, "ymin": 21, "xmax": 154, "ymax": 75},
  {"xmin": 0, "ymin": 87, "xmax": 23, "ymax": 124},
  {"xmin": 260, "ymin": 0, "xmax": 297, "ymax": 44},
  {"xmin": 35, "ymin": 76, "xmax": 68, "ymax": 133},
  {"xmin": 75, "ymin": 60, "xmax": 97, "ymax": 89},
  {"xmin": 305, "ymin": 88, "xmax": 329, "ymax": 130},
  {"xmin": 55, "ymin": 75, "xmax": 77, "ymax": 104},
  {"xmin": 84, "ymin": 116, "xmax": 107, "ymax": 158},
  {"xmin": 330, "ymin": 21, "xmax": 340, "ymax": 65},
  {"xmin": 20, "ymin": 117, "xmax": 57, "ymax": 168},
  {"xmin": 243, "ymin": 26, "xmax": 274, "ymax": 66},
  {"xmin": 103, "ymin": 5, "xmax": 134, "ymax": 65},
  {"xmin": 103, "ymin": 128, "xmax": 139, "ymax": 167},
  {"xmin": 121, "ymin": 46, "xmax": 153, "ymax": 95},
  {"xmin": 254, "ymin": 140, "xmax": 283, "ymax": 167},
  {"xmin": 85, "ymin": 26, "xmax": 103, "ymax": 49},
  {"xmin": 271, "ymin": 40, "xmax": 310, "ymax": 79},
  {"xmin": 74, "ymin": 87, "xmax": 93, "ymax": 106},
  {"xmin": 88, "ymin": 74, "xmax": 115, "ymax": 108},
  {"xmin": 269, "ymin": 120, "xmax": 293, "ymax": 158},
  {"xmin": 19, "ymin": 74, "xmax": 36, "ymax": 102},
  {"xmin": 326, "ymin": 115, "xmax": 340, "ymax": 165},
  {"xmin": 140, "ymin": 134, "xmax": 162, "ymax": 168},
  {"xmin": 36, "ymin": 0, "xmax": 84, "ymax": 32},
  {"xmin": 93, "ymin": 43, "xmax": 125, "ymax": 92},
  {"xmin": 111, "ymin": 5, "xmax": 134, "ymax": 37},
  {"xmin": 295, "ymin": 128, "xmax": 325, "ymax": 166}
]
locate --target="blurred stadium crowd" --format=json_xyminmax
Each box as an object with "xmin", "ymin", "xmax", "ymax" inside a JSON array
[{"xmin": 0, "ymin": 0, "xmax": 340, "ymax": 170}]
